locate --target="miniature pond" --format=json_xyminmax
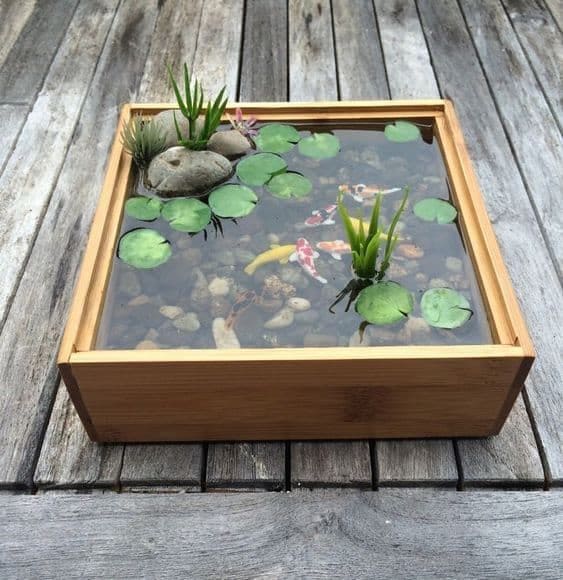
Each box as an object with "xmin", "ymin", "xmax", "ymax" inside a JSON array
[{"xmin": 96, "ymin": 119, "xmax": 492, "ymax": 350}]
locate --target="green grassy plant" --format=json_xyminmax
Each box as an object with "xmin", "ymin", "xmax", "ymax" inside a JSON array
[
  {"xmin": 121, "ymin": 115, "xmax": 166, "ymax": 169},
  {"xmin": 167, "ymin": 63, "xmax": 228, "ymax": 150}
]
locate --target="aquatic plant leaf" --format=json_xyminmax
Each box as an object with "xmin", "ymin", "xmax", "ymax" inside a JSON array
[
  {"xmin": 161, "ymin": 198, "xmax": 211, "ymax": 233},
  {"xmin": 235, "ymin": 153, "xmax": 287, "ymax": 185},
  {"xmin": 118, "ymin": 228, "xmax": 171, "ymax": 269},
  {"xmin": 209, "ymin": 184, "xmax": 258, "ymax": 218},
  {"xmin": 414, "ymin": 198, "xmax": 458, "ymax": 224},
  {"xmin": 384, "ymin": 121, "xmax": 421, "ymax": 143},
  {"xmin": 266, "ymin": 172, "xmax": 312, "ymax": 199},
  {"xmin": 254, "ymin": 123, "xmax": 300, "ymax": 154},
  {"xmin": 420, "ymin": 288, "xmax": 472, "ymax": 329},
  {"xmin": 298, "ymin": 133, "xmax": 340, "ymax": 159},
  {"xmin": 355, "ymin": 281, "xmax": 413, "ymax": 325},
  {"xmin": 124, "ymin": 196, "xmax": 163, "ymax": 221}
]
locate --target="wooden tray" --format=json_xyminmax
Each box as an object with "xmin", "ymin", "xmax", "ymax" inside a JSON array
[{"xmin": 58, "ymin": 100, "xmax": 534, "ymax": 442}]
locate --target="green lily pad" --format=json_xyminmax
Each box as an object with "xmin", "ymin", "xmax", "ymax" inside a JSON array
[
  {"xmin": 209, "ymin": 184, "xmax": 258, "ymax": 218},
  {"xmin": 124, "ymin": 196, "xmax": 162, "ymax": 221},
  {"xmin": 118, "ymin": 228, "xmax": 172, "ymax": 269},
  {"xmin": 266, "ymin": 172, "xmax": 312, "ymax": 199},
  {"xmin": 421, "ymin": 288, "xmax": 472, "ymax": 329},
  {"xmin": 235, "ymin": 153, "xmax": 287, "ymax": 186},
  {"xmin": 355, "ymin": 281, "xmax": 413, "ymax": 325},
  {"xmin": 298, "ymin": 133, "xmax": 340, "ymax": 159},
  {"xmin": 414, "ymin": 198, "xmax": 458, "ymax": 224},
  {"xmin": 161, "ymin": 198, "xmax": 211, "ymax": 233},
  {"xmin": 254, "ymin": 124, "xmax": 300, "ymax": 154},
  {"xmin": 384, "ymin": 121, "xmax": 421, "ymax": 143}
]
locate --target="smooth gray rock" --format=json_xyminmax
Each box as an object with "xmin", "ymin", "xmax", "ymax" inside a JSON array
[
  {"xmin": 152, "ymin": 110, "xmax": 190, "ymax": 148},
  {"xmin": 147, "ymin": 147, "xmax": 233, "ymax": 197},
  {"xmin": 207, "ymin": 130, "xmax": 251, "ymax": 159}
]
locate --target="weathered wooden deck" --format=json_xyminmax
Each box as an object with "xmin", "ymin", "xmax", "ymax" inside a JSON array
[{"xmin": 0, "ymin": 0, "xmax": 561, "ymax": 575}]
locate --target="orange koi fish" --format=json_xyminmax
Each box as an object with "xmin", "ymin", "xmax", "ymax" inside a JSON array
[
  {"xmin": 338, "ymin": 183, "xmax": 401, "ymax": 203},
  {"xmin": 316, "ymin": 240, "xmax": 352, "ymax": 261}
]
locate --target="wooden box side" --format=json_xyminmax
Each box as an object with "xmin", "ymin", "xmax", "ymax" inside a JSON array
[{"xmin": 69, "ymin": 346, "xmax": 526, "ymax": 442}]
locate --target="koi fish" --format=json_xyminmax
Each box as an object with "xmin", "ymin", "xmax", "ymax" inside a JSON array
[
  {"xmin": 316, "ymin": 240, "xmax": 351, "ymax": 261},
  {"xmin": 339, "ymin": 183, "xmax": 401, "ymax": 203},
  {"xmin": 304, "ymin": 204, "xmax": 338, "ymax": 227},
  {"xmin": 225, "ymin": 290, "xmax": 258, "ymax": 329},
  {"xmin": 289, "ymin": 237, "xmax": 327, "ymax": 284},
  {"xmin": 244, "ymin": 244, "xmax": 296, "ymax": 275}
]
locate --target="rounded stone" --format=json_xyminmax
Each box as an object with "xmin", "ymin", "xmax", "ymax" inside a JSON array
[
  {"xmin": 207, "ymin": 130, "xmax": 251, "ymax": 159},
  {"xmin": 151, "ymin": 110, "xmax": 191, "ymax": 149},
  {"xmin": 208, "ymin": 277, "xmax": 231, "ymax": 297},
  {"xmin": 147, "ymin": 147, "xmax": 233, "ymax": 197},
  {"xmin": 264, "ymin": 307, "xmax": 294, "ymax": 329},
  {"xmin": 172, "ymin": 312, "xmax": 201, "ymax": 333},
  {"xmin": 159, "ymin": 305, "xmax": 184, "ymax": 320},
  {"xmin": 287, "ymin": 297, "xmax": 311, "ymax": 312},
  {"xmin": 445, "ymin": 256, "xmax": 463, "ymax": 273}
]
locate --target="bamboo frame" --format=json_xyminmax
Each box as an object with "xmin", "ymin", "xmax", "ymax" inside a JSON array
[{"xmin": 58, "ymin": 100, "xmax": 534, "ymax": 442}]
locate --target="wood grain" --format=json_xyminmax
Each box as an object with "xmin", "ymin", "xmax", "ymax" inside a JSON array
[
  {"xmin": 0, "ymin": 0, "xmax": 35, "ymax": 70},
  {"xmin": 26, "ymin": 1, "xmax": 160, "ymax": 491},
  {"xmin": 288, "ymin": 0, "xmax": 370, "ymax": 486},
  {"xmin": 0, "ymin": 0, "xmax": 79, "ymax": 103},
  {"xmin": 204, "ymin": 0, "xmax": 287, "ymax": 492},
  {"xmin": 418, "ymin": 0, "xmax": 563, "ymax": 484},
  {"xmin": 1, "ymin": 491, "xmax": 562, "ymax": 578},
  {"xmin": 502, "ymin": 0, "xmax": 562, "ymax": 128},
  {"xmin": 459, "ymin": 0, "xmax": 563, "ymax": 278},
  {"xmin": 371, "ymin": 0, "xmax": 458, "ymax": 487},
  {"xmin": 0, "ymin": 104, "xmax": 27, "ymax": 171},
  {"xmin": 289, "ymin": 0, "xmax": 338, "ymax": 100}
]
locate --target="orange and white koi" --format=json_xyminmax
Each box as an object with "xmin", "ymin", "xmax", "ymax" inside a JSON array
[
  {"xmin": 289, "ymin": 237, "xmax": 327, "ymax": 284},
  {"xmin": 304, "ymin": 204, "xmax": 338, "ymax": 227},
  {"xmin": 316, "ymin": 240, "xmax": 351, "ymax": 261},
  {"xmin": 339, "ymin": 183, "xmax": 401, "ymax": 203}
]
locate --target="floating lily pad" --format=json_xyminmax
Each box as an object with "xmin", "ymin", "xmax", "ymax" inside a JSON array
[
  {"xmin": 414, "ymin": 198, "xmax": 458, "ymax": 224},
  {"xmin": 266, "ymin": 172, "xmax": 312, "ymax": 199},
  {"xmin": 355, "ymin": 281, "xmax": 413, "ymax": 325},
  {"xmin": 161, "ymin": 198, "xmax": 211, "ymax": 233},
  {"xmin": 124, "ymin": 196, "xmax": 162, "ymax": 221},
  {"xmin": 235, "ymin": 153, "xmax": 287, "ymax": 185},
  {"xmin": 209, "ymin": 184, "xmax": 258, "ymax": 218},
  {"xmin": 118, "ymin": 228, "xmax": 171, "ymax": 269},
  {"xmin": 384, "ymin": 121, "xmax": 421, "ymax": 143},
  {"xmin": 298, "ymin": 133, "xmax": 340, "ymax": 159},
  {"xmin": 421, "ymin": 288, "xmax": 472, "ymax": 329},
  {"xmin": 254, "ymin": 124, "xmax": 300, "ymax": 154}
]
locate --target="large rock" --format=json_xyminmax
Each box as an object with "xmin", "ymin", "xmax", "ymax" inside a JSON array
[
  {"xmin": 207, "ymin": 130, "xmax": 252, "ymax": 159},
  {"xmin": 152, "ymin": 110, "xmax": 190, "ymax": 148},
  {"xmin": 147, "ymin": 147, "xmax": 233, "ymax": 197}
]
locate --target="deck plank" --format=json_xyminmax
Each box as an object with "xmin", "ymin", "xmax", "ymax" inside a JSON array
[
  {"xmin": 0, "ymin": 0, "xmax": 119, "ymax": 329},
  {"xmin": 459, "ymin": 0, "xmax": 563, "ymax": 278},
  {"xmin": 372, "ymin": 0, "xmax": 458, "ymax": 487},
  {"xmin": 116, "ymin": 0, "xmax": 206, "ymax": 493},
  {"xmin": 28, "ymin": 1, "xmax": 160, "ymax": 491},
  {"xmin": 418, "ymin": 0, "xmax": 562, "ymax": 486},
  {"xmin": 205, "ymin": 0, "xmax": 288, "ymax": 492},
  {"xmin": 1, "ymin": 491, "xmax": 562, "ymax": 578},
  {"xmin": 458, "ymin": 396, "xmax": 544, "ymax": 488},
  {"xmin": 502, "ymin": 0, "xmax": 562, "ymax": 128},
  {"xmin": 0, "ymin": 0, "xmax": 35, "ymax": 71},
  {"xmin": 0, "ymin": 104, "xmax": 27, "ymax": 172},
  {"xmin": 544, "ymin": 0, "xmax": 563, "ymax": 31},
  {"xmin": 288, "ymin": 0, "xmax": 371, "ymax": 489},
  {"xmin": 0, "ymin": 0, "xmax": 80, "ymax": 104}
]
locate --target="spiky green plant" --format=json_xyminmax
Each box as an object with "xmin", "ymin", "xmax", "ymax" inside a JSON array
[
  {"xmin": 338, "ymin": 186, "xmax": 409, "ymax": 280},
  {"xmin": 167, "ymin": 63, "xmax": 228, "ymax": 150},
  {"xmin": 121, "ymin": 115, "xmax": 166, "ymax": 168}
]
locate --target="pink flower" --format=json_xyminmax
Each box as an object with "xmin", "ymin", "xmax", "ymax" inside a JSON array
[{"xmin": 230, "ymin": 108, "xmax": 258, "ymax": 137}]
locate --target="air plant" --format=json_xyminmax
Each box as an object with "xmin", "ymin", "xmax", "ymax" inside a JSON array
[
  {"xmin": 167, "ymin": 63, "xmax": 228, "ymax": 150},
  {"xmin": 121, "ymin": 115, "xmax": 166, "ymax": 169},
  {"xmin": 329, "ymin": 187, "xmax": 409, "ymax": 312},
  {"xmin": 228, "ymin": 107, "xmax": 258, "ymax": 138}
]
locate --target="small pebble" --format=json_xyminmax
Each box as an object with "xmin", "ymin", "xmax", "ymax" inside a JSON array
[
  {"xmin": 303, "ymin": 333, "xmax": 338, "ymax": 347},
  {"xmin": 446, "ymin": 256, "xmax": 463, "ymax": 273},
  {"xmin": 212, "ymin": 317, "xmax": 241, "ymax": 349},
  {"xmin": 173, "ymin": 312, "xmax": 201, "ymax": 333},
  {"xmin": 128, "ymin": 294, "xmax": 150, "ymax": 307},
  {"xmin": 430, "ymin": 278, "xmax": 449, "ymax": 288},
  {"xmin": 159, "ymin": 305, "xmax": 184, "ymax": 320},
  {"xmin": 397, "ymin": 243, "xmax": 424, "ymax": 259},
  {"xmin": 208, "ymin": 276, "xmax": 231, "ymax": 297},
  {"xmin": 287, "ymin": 297, "xmax": 311, "ymax": 312},
  {"xmin": 144, "ymin": 328, "xmax": 159, "ymax": 341},
  {"xmin": 135, "ymin": 339, "xmax": 160, "ymax": 350},
  {"xmin": 264, "ymin": 307, "xmax": 294, "ymax": 329},
  {"xmin": 267, "ymin": 233, "xmax": 280, "ymax": 245}
]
